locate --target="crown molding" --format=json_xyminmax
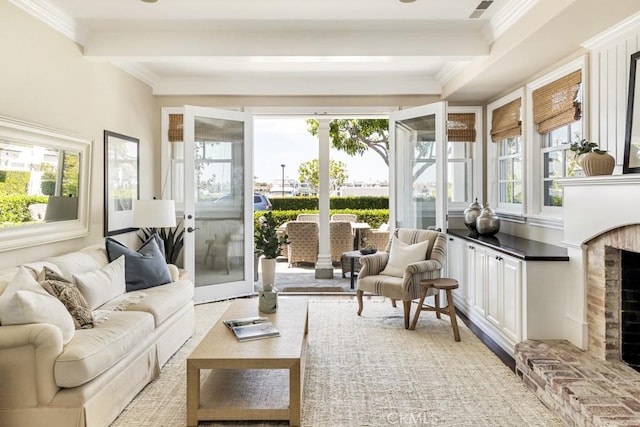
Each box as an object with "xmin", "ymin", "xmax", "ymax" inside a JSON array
[
  {"xmin": 581, "ymin": 11, "xmax": 640, "ymax": 51},
  {"xmin": 9, "ymin": 0, "xmax": 88, "ymax": 44},
  {"xmin": 484, "ymin": 0, "xmax": 538, "ymax": 42},
  {"xmin": 111, "ymin": 61, "xmax": 158, "ymax": 87}
]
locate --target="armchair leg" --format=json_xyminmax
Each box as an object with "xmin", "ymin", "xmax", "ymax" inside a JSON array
[
  {"xmin": 357, "ymin": 290, "xmax": 364, "ymax": 316},
  {"xmin": 390, "ymin": 299, "xmax": 397, "ymax": 308},
  {"xmin": 403, "ymin": 301, "xmax": 411, "ymax": 329}
]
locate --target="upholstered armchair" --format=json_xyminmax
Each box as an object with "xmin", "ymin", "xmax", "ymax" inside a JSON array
[
  {"xmin": 329, "ymin": 221, "xmax": 353, "ymax": 265},
  {"xmin": 356, "ymin": 228, "xmax": 447, "ymax": 329},
  {"xmin": 285, "ymin": 221, "xmax": 319, "ymax": 267}
]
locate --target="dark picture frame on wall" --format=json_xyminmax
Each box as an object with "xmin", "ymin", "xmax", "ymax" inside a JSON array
[
  {"xmin": 104, "ymin": 130, "xmax": 140, "ymax": 236},
  {"xmin": 623, "ymin": 50, "xmax": 640, "ymax": 174}
]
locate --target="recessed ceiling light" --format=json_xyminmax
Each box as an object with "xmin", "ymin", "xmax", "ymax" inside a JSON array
[
  {"xmin": 141, "ymin": 0, "xmax": 158, "ymax": 3},
  {"xmin": 399, "ymin": 0, "xmax": 416, "ymax": 3}
]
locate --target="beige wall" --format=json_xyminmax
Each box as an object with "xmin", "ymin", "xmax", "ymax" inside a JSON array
[{"xmin": 0, "ymin": 1, "xmax": 156, "ymax": 269}]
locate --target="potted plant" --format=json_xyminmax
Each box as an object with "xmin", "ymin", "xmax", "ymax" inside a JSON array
[
  {"xmin": 569, "ymin": 139, "xmax": 615, "ymax": 176},
  {"xmin": 137, "ymin": 220, "xmax": 185, "ymax": 265},
  {"xmin": 254, "ymin": 211, "xmax": 288, "ymax": 289}
]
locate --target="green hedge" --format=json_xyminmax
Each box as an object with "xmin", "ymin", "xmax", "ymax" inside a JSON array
[
  {"xmin": 269, "ymin": 196, "xmax": 388, "ymax": 211},
  {"xmin": 0, "ymin": 170, "xmax": 30, "ymax": 196},
  {"xmin": 0, "ymin": 194, "xmax": 49, "ymax": 225}
]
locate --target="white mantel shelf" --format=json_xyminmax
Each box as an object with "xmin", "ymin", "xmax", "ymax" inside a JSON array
[
  {"xmin": 557, "ymin": 174, "xmax": 640, "ymax": 247},
  {"xmin": 557, "ymin": 174, "xmax": 640, "ymax": 187}
]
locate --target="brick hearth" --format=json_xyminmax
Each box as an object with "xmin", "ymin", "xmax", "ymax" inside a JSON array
[{"xmin": 515, "ymin": 340, "xmax": 640, "ymax": 426}]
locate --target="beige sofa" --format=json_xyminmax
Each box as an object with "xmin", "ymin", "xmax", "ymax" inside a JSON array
[{"xmin": 0, "ymin": 244, "xmax": 195, "ymax": 427}]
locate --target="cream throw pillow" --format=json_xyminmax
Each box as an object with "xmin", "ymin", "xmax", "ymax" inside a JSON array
[
  {"xmin": 0, "ymin": 267, "xmax": 75, "ymax": 344},
  {"xmin": 73, "ymin": 256, "xmax": 126, "ymax": 310},
  {"xmin": 380, "ymin": 238, "xmax": 430, "ymax": 278}
]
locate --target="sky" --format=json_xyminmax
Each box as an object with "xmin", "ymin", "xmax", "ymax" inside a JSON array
[{"xmin": 253, "ymin": 118, "xmax": 389, "ymax": 185}]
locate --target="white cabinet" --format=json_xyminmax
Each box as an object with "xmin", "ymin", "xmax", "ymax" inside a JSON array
[{"xmin": 447, "ymin": 233, "xmax": 568, "ymax": 355}]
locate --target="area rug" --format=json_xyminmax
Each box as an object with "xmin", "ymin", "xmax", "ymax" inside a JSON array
[{"xmin": 110, "ymin": 298, "xmax": 563, "ymax": 426}]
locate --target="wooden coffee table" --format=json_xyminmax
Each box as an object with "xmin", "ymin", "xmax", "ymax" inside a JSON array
[{"xmin": 186, "ymin": 298, "xmax": 309, "ymax": 426}]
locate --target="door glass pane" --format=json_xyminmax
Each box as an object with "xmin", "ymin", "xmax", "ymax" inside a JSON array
[
  {"xmin": 193, "ymin": 116, "xmax": 245, "ymax": 287},
  {"xmin": 396, "ymin": 114, "xmax": 437, "ymax": 229}
]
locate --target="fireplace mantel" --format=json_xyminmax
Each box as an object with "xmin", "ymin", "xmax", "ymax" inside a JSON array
[{"xmin": 557, "ymin": 175, "xmax": 640, "ymax": 246}]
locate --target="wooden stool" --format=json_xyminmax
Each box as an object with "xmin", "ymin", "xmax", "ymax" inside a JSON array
[{"xmin": 409, "ymin": 278, "xmax": 461, "ymax": 341}]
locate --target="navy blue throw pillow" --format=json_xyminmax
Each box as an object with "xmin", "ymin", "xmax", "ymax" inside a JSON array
[{"xmin": 105, "ymin": 234, "xmax": 172, "ymax": 292}]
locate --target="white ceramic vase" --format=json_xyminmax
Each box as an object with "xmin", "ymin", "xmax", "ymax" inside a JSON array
[{"xmin": 260, "ymin": 257, "xmax": 277, "ymax": 290}]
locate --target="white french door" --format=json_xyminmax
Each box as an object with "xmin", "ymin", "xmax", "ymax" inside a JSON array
[
  {"xmin": 182, "ymin": 106, "xmax": 254, "ymax": 303},
  {"xmin": 389, "ymin": 102, "xmax": 448, "ymax": 232}
]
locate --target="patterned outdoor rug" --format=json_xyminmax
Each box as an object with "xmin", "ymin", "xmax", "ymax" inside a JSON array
[{"xmin": 111, "ymin": 298, "xmax": 563, "ymax": 426}]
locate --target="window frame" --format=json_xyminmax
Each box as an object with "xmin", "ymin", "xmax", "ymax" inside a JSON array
[
  {"xmin": 525, "ymin": 57, "xmax": 586, "ymax": 221},
  {"xmin": 487, "ymin": 89, "xmax": 525, "ymax": 217}
]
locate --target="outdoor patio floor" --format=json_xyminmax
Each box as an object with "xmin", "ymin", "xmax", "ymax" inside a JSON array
[{"xmin": 253, "ymin": 257, "xmax": 355, "ymax": 293}]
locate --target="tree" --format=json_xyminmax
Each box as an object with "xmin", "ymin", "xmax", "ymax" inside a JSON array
[
  {"xmin": 306, "ymin": 119, "xmax": 389, "ymax": 165},
  {"xmin": 306, "ymin": 118, "xmax": 436, "ymax": 182},
  {"xmin": 298, "ymin": 159, "xmax": 348, "ymax": 192}
]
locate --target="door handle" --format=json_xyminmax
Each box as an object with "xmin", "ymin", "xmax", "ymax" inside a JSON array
[{"xmin": 186, "ymin": 227, "xmax": 200, "ymax": 233}]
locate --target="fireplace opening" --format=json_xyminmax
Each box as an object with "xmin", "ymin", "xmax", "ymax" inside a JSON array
[{"xmin": 622, "ymin": 249, "xmax": 640, "ymax": 372}]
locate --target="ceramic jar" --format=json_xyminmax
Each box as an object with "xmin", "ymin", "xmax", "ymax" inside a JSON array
[
  {"xmin": 463, "ymin": 198, "xmax": 484, "ymax": 232},
  {"xmin": 259, "ymin": 284, "xmax": 278, "ymax": 313},
  {"xmin": 581, "ymin": 152, "xmax": 615, "ymax": 176},
  {"xmin": 476, "ymin": 204, "xmax": 500, "ymax": 236}
]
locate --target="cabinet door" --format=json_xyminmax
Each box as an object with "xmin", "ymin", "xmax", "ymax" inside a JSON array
[
  {"xmin": 470, "ymin": 245, "xmax": 486, "ymax": 316},
  {"xmin": 447, "ymin": 237, "xmax": 468, "ymax": 306},
  {"xmin": 500, "ymin": 256, "xmax": 522, "ymax": 342},
  {"xmin": 486, "ymin": 252, "xmax": 501, "ymax": 328}
]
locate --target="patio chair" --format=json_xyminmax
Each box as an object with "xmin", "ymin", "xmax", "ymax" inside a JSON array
[
  {"xmin": 329, "ymin": 221, "xmax": 353, "ymax": 265},
  {"xmin": 363, "ymin": 223, "xmax": 390, "ymax": 250},
  {"xmin": 296, "ymin": 213, "xmax": 319, "ymax": 222},
  {"xmin": 285, "ymin": 221, "xmax": 319, "ymax": 267},
  {"xmin": 330, "ymin": 213, "xmax": 358, "ymax": 223},
  {"xmin": 356, "ymin": 228, "xmax": 447, "ymax": 329}
]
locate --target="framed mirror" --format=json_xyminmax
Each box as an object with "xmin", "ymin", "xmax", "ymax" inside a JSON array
[
  {"xmin": 624, "ymin": 50, "xmax": 640, "ymax": 173},
  {"xmin": 0, "ymin": 115, "xmax": 91, "ymax": 252}
]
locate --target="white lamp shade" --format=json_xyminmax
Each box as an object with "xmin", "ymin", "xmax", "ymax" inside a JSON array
[{"xmin": 133, "ymin": 199, "xmax": 177, "ymax": 228}]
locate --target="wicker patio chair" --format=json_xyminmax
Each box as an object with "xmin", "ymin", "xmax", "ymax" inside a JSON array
[
  {"xmin": 330, "ymin": 213, "xmax": 358, "ymax": 223},
  {"xmin": 296, "ymin": 213, "xmax": 319, "ymax": 222},
  {"xmin": 330, "ymin": 221, "xmax": 353, "ymax": 265},
  {"xmin": 285, "ymin": 221, "xmax": 319, "ymax": 267}
]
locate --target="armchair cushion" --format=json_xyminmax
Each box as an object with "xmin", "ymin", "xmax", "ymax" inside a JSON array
[{"xmin": 381, "ymin": 238, "xmax": 430, "ymax": 277}]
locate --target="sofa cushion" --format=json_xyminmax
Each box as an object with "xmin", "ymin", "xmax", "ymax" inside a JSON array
[
  {"xmin": 54, "ymin": 310, "xmax": 154, "ymax": 388},
  {"xmin": 39, "ymin": 267, "xmax": 94, "ymax": 329},
  {"xmin": 73, "ymin": 256, "xmax": 126, "ymax": 310},
  {"xmin": 99, "ymin": 280, "xmax": 194, "ymax": 327},
  {"xmin": 0, "ymin": 267, "xmax": 75, "ymax": 343},
  {"xmin": 105, "ymin": 234, "xmax": 172, "ymax": 292},
  {"xmin": 45, "ymin": 247, "xmax": 109, "ymax": 281}
]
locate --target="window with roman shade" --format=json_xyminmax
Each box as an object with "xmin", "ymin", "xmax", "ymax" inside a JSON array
[
  {"xmin": 490, "ymin": 98, "xmax": 522, "ymax": 142},
  {"xmin": 532, "ymin": 70, "xmax": 582, "ymax": 134},
  {"xmin": 447, "ymin": 113, "xmax": 476, "ymax": 142}
]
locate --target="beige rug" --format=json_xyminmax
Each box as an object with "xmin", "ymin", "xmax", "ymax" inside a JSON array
[
  {"xmin": 280, "ymin": 286, "xmax": 345, "ymax": 293},
  {"xmin": 111, "ymin": 298, "xmax": 563, "ymax": 426}
]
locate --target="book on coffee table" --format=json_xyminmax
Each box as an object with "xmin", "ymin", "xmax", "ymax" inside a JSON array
[
  {"xmin": 223, "ymin": 316, "xmax": 268, "ymax": 329},
  {"xmin": 230, "ymin": 321, "xmax": 280, "ymax": 342}
]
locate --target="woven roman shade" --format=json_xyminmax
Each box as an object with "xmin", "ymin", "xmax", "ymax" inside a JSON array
[
  {"xmin": 532, "ymin": 70, "xmax": 582, "ymax": 134},
  {"xmin": 490, "ymin": 98, "xmax": 521, "ymax": 142},
  {"xmin": 447, "ymin": 113, "xmax": 476, "ymax": 142},
  {"xmin": 168, "ymin": 114, "xmax": 183, "ymax": 142}
]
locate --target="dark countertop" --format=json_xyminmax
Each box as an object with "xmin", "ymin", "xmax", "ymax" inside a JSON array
[{"xmin": 447, "ymin": 229, "xmax": 569, "ymax": 261}]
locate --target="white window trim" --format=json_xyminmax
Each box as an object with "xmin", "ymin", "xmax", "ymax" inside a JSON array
[
  {"xmin": 525, "ymin": 56, "xmax": 587, "ymax": 221},
  {"xmin": 447, "ymin": 106, "xmax": 483, "ymax": 212},
  {"xmin": 486, "ymin": 88, "xmax": 525, "ymax": 217}
]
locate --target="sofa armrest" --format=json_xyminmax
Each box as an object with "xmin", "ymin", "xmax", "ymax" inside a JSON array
[
  {"xmin": 358, "ymin": 252, "xmax": 390, "ymax": 279},
  {"xmin": 167, "ymin": 264, "xmax": 180, "ymax": 282},
  {"xmin": 0, "ymin": 323, "xmax": 63, "ymax": 408}
]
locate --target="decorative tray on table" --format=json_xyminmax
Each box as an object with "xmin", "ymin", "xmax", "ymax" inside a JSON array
[{"xmin": 359, "ymin": 248, "xmax": 378, "ymax": 255}]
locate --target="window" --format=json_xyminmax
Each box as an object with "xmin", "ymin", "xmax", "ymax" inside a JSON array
[
  {"xmin": 541, "ymin": 119, "xmax": 583, "ymax": 207},
  {"xmin": 446, "ymin": 109, "xmax": 481, "ymax": 209},
  {"xmin": 531, "ymin": 67, "xmax": 583, "ymax": 211},
  {"xmin": 488, "ymin": 93, "xmax": 523, "ymax": 214},
  {"xmin": 498, "ymin": 137, "xmax": 523, "ymax": 205}
]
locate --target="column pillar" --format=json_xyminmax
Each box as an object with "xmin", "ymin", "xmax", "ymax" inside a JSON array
[{"xmin": 315, "ymin": 118, "xmax": 333, "ymax": 279}]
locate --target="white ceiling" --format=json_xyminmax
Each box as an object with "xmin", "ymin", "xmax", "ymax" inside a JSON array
[{"xmin": 11, "ymin": 0, "xmax": 640, "ymax": 101}]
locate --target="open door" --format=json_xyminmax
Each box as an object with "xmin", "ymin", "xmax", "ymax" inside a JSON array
[
  {"xmin": 182, "ymin": 106, "xmax": 254, "ymax": 303},
  {"xmin": 389, "ymin": 102, "xmax": 447, "ymax": 232}
]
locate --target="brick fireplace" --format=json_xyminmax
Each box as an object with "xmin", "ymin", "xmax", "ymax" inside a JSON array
[{"xmin": 585, "ymin": 224, "xmax": 640, "ymax": 362}]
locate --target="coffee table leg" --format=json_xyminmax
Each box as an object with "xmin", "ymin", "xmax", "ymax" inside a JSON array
[
  {"xmin": 186, "ymin": 361, "xmax": 200, "ymax": 427},
  {"xmin": 290, "ymin": 360, "xmax": 302, "ymax": 426}
]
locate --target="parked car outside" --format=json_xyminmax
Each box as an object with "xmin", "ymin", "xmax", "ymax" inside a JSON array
[{"xmin": 215, "ymin": 193, "xmax": 272, "ymax": 211}]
